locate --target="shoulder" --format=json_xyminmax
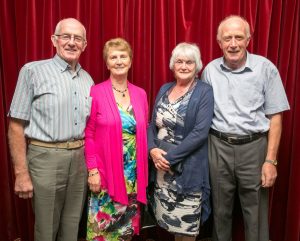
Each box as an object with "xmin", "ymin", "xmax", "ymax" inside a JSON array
[
  {"xmin": 196, "ymin": 79, "xmax": 212, "ymax": 89},
  {"xmin": 159, "ymin": 82, "xmax": 174, "ymax": 93},
  {"xmin": 128, "ymin": 83, "xmax": 148, "ymax": 99},
  {"xmin": 22, "ymin": 58, "xmax": 52, "ymax": 72},
  {"xmin": 17, "ymin": 59, "xmax": 53, "ymax": 81},
  {"xmin": 203, "ymin": 57, "xmax": 223, "ymax": 70},
  {"xmin": 188, "ymin": 81, "xmax": 214, "ymax": 109},
  {"xmin": 249, "ymin": 53, "xmax": 269, "ymax": 62},
  {"xmin": 249, "ymin": 53, "xmax": 278, "ymax": 70},
  {"xmin": 79, "ymin": 68, "xmax": 94, "ymax": 80},
  {"xmin": 153, "ymin": 82, "xmax": 174, "ymax": 100},
  {"xmin": 195, "ymin": 80, "xmax": 213, "ymax": 95},
  {"xmin": 78, "ymin": 69, "xmax": 94, "ymax": 87},
  {"xmin": 90, "ymin": 80, "xmax": 109, "ymax": 95},
  {"xmin": 128, "ymin": 82, "xmax": 145, "ymax": 93}
]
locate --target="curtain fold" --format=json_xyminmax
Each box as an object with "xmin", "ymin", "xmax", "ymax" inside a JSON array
[{"xmin": 1, "ymin": 0, "xmax": 299, "ymax": 240}]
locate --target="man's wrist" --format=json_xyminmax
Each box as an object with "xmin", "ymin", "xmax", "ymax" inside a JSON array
[
  {"xmin": 265, "ymin": 159, "xmax": 278, "ymax": 166},
  {"xmin": 14, "ymin": 166, "xmax": 29, "ymax": 175}
]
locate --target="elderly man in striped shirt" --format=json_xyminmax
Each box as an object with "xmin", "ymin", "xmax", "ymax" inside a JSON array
[{"xmin": 8, "ymin": 18, "xmax": 94, "ymax": 241}]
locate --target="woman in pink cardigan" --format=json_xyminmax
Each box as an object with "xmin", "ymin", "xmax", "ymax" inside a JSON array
[{"xmin": 85, "ymin": 38, "xmax": 148, "ymax": 241}]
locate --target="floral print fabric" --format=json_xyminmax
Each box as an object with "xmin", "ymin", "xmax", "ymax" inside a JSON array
[{"xmin": 87, "ymin": 104, "xmax": 139, "ymax": 241}]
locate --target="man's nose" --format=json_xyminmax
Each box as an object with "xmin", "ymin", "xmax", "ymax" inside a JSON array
[
  {"xmin": 68, "ymin": 36, "xmax": 76, "ymax": 45},
  {"xmin": 229, "ymin": 38, "xmax": 237, "ymax": 47}
]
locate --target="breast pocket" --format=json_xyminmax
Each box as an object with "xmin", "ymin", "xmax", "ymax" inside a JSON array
[{"xmin": 234, "ymin": 77, "xmax": 262, "ymax": 107}]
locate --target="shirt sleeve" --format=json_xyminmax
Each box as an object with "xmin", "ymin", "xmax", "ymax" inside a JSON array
[
  {"xmin": 8, "ymin": 65, "xmax": 34, "ymax": 120},
  {"xmin": 200, "ymin": 66, "xmax": 211, "ymax": 85},
  {"xmin": 263, "ymin": 62, "xmax": 290, "ymax": 115}
]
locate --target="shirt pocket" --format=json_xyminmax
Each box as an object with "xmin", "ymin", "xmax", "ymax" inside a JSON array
[{"xmin": 234, "ymin": 77, "xmax": 262, "ymax": 107}]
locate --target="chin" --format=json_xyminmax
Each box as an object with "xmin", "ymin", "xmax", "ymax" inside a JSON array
[{"xmin": 227, "ymin": 56, "xmax": 241, "ymax": 62}]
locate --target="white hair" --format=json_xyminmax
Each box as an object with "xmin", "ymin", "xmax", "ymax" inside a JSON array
[
  {"xmin": 169, "ymin": 42, "xmax": 203, "ymax": 74},
  {"xmin": 217, "ymin": 15, "xmax": 251, "ymax": 41},
  {"xmin": 54, "ymin": 18, "xmax": 86, "ymax": 39}
]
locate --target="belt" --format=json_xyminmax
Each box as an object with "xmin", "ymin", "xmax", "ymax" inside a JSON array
[
  {"xmin": 209, "ymin": 129, "xmax": 268, "ymax": 145},
  {"xmin": 29, "ymin": 139, "xmax": 84, "ymax": 149}
]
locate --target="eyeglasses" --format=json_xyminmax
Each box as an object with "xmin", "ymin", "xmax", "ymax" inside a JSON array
[
  {"xmin": 174, "ymin": 59, "xmax": 195, "ymax": 67},
  {"xmin": 55, "ymin": 34, "xmax": 85, "ymax": 43}
]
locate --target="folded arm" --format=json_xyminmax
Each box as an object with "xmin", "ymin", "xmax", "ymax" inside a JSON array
[{"xmin": 165, "ymin": 87, "xmax": 214, "ymax": 166}]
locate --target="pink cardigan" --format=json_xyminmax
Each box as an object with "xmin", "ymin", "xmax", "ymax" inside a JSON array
[{"xmin": 85, "ymin": 79, "xmax": 148, "ymax": 205}]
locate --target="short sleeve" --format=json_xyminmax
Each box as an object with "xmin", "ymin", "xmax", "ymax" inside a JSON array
[{"xmin": 8, "ymin": 65, "xmax": 34, "ymax": 121}]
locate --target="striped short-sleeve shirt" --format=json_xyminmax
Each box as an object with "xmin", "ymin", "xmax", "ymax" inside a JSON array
[{"xmin": 8, "ymin": 54, "xmax": 94, "ymax": 142}]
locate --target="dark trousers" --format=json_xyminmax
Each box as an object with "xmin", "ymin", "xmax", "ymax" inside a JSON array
[
  {"xmin": 208, "ymin": 134, "xmax": 269, "ymax": 241},
  {"xmin": 27, "ymin": 144, "xmax": 87, "ymax": 241}
]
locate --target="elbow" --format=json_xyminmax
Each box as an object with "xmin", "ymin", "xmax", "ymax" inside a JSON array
[{"xmin": 8, "ymin": 119, "xmax": 25, "ymax": 138}]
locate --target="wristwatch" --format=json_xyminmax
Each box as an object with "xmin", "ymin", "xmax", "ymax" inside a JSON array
[{"xmin": 265, "ymin": 159, "xmax": 278, "ymax": 166}]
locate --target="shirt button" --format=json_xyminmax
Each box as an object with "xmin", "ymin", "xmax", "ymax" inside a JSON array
[
  {"xmin": 75, "ymin": 107, "xmax": 77, "ymax": 110},
  {"xmin": 75, "ymin": 123, "xmax": 77, "ymax": 125}
]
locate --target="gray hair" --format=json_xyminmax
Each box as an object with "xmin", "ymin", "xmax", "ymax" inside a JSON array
[
  {"xmin": 54, "ymin": 18, "xmax": 86, "ymax": 40},
  {"xmin": 217, "ymin": 15, "xmax": 251, "ymax": 41},
  {"xmin": 169, "ymin": 42, "xmax": 203, "ymax": 74}
]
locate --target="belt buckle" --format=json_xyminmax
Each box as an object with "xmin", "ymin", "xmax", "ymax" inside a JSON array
[
  {"xmin": 227, "ymin": 136, "xmax": 237, "ymax": 144},
  {"xmin": 66, "ymin": 141, "xmax": 70, "ymax": 149}
]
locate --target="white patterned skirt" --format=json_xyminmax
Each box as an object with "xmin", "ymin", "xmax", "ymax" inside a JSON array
[{"xmin": 153, "ymin": 169, "xmax": 202, "ymax": 236}]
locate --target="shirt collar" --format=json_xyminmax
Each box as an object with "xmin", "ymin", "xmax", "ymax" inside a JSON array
[
  {"xmin": 220, "ymin": 51, "xmax": 252, "ymax": 73},
  {"xmin": 53, "ymin": 54, "xmax": 82, "ymax": 75}
]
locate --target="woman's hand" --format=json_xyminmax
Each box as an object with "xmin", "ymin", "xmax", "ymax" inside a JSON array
[
  {"xmin": 88, "ymin": 168, "xmax": 101, "ymax": 193},
  {"xmin": 150, "ymin": 148, "xmax": 170, "ymax": 171}
]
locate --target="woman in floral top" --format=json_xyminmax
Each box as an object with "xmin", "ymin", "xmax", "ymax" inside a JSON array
[{"xmin": 85, "ymin": 38, "xmax": 148, "ymax": 241}]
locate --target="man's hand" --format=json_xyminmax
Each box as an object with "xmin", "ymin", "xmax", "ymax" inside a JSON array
[
  {"xmin": 261, "ymin": 162, "xmax": 277, "ymax": 187},
  {"xmin": 14, "ymin": 170, "xmax": 33, "ymax": 199}
]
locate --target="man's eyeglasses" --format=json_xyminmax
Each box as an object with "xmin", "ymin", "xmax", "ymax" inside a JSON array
[{"xmin": 55, "ymin": 34, "xmax": 85, "ymax": 44}]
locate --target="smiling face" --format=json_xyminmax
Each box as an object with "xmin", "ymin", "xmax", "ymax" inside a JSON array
[
  {"xmin": 106, "ymin": 48, "xmax": 132, "ymax": 78},
  {"xmin": 173, "ymin": 56, "xmax": 196, "ymax": 82},
  {"xmin": 218, "ymin": 17, "xmax": 250, "ymax": 70},
  {"xmin": 51, "ymin": 19, "xmax": 87, "ymax": 70}
]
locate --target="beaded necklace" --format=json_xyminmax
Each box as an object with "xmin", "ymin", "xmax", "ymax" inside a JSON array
[{"xmin": 112, "ymin": 85, "xmax": 128, "ymax": 97}]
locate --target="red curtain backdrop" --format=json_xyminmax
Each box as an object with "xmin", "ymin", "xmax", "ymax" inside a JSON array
[{"xmin": 0, "ymin": 0, "xmax": 299, "ymax": 240}]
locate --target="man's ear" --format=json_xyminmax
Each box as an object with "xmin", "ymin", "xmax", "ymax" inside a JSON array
[
  {"xmin": 246, "ymin": 37, "xmax": 251, "ymax": 47},
  {"xmin": 51, "ymin": 35, "xmax": 57, "ymax": 47},
  {"xmin": 217, "ymin": 39, "xmax": 222, "ymax": 49},
  {"xmin": 82, "ymin": 41, "xmax": 87, "ymax": 52}
]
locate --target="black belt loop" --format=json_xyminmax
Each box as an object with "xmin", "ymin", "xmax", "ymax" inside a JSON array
[{"xmin": 209, "ymin": 129, "xmax": 268, "ymax": 145}]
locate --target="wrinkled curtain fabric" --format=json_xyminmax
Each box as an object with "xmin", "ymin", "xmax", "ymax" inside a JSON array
[{"xmin": 0, "ymin": 0, "xmax": 299, "ymax": 241}]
